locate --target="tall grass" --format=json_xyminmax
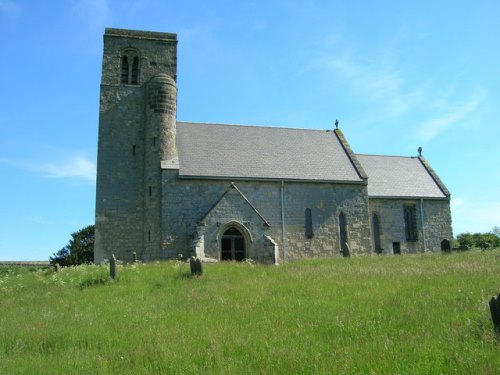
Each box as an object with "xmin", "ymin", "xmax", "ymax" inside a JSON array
[{"xmin": 1, "ymin": 250, "xmax": 499, "ymax": 374}]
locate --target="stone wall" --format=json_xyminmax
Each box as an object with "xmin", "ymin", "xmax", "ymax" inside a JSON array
[
  {"xmin": 95, "ymin": 29, "xmax": 177, "ymax": 263},
  {"xmin": 95, "ymin": 85, "xmax": 145, "ymax": 263},
  {"xmin": 101, "ymin": 28, "xmax": 177, "ymax": 86},
  {"xmin": 161, "ymin": 172, "xmax": 372, "ymax": 262},
  {"xmin": 368, "ymin": 198, "xmax": 452, "ymax": 254}
]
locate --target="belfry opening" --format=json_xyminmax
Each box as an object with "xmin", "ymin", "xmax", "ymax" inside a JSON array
[{"xmin": 221, "ymin": 227, "xmax": 246, "ymax": 261}]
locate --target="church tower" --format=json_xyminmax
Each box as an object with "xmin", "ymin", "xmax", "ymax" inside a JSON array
[{"xmin": 95, "ymin": 29, "xmax": 178, "ymax": 263}]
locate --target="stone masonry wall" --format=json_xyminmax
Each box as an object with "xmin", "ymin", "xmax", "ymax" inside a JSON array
[
  {"xmin": 101, "ymin": 28, "xmax": 177, "ymax": 86},
  {"xmin": 161, "ymin": 171, "xmax": 372, "ymax": 262},
  {"xmin": 95, "ymin": 29, "xmax": 178, "ymax": 263},
  {"xmin": 283, "ymin": 182, "xmax": 372, "ymax": 260},
  {"xmin": 368, "ymin": 198, "xmax": 452, "ymax": 254},
  {"xmin": 95, "ymin": 85, "xmax": 145, "ymax": 263}
]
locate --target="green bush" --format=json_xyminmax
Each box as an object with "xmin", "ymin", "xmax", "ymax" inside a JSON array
[{"xmin": 50, "ymin": 225, "xmax": 94, "ymax": 266}]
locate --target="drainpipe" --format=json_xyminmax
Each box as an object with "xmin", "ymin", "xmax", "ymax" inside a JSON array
[
  {"xmin": 281, "ymin": 180, "xmax": 287, "ymax": 263},
  {"xmin": 420, "ymin": 198, "xmax": 426, "ymax": 252}
]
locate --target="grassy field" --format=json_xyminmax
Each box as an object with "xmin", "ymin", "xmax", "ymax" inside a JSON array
[{"xmin": 1, "ymin": 250, "xmax": 499, "ymax": 374}]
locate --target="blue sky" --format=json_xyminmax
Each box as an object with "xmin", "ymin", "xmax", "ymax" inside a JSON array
[{"xmin": 1, "ymin": 0, "xmax": 499, "ymax": 260}]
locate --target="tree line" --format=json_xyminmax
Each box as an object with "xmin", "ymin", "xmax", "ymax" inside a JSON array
[{"xmin": 455, "ymin": 229, "xmax": 500, "ymax": 250}]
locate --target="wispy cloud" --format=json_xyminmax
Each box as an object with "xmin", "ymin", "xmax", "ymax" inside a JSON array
[
  {"xmin": 310, "ymin": 37, "xmax": 487, "ymax": 143},
  {"xmin": 39, "ymin": 156, "xmax": 96, "ymax": 182},
  {"xmin": 1, "ymin": 154, "xmax": 96, "ymax": 182},
  {"xmin": 315, "ymin": 51, "xmax": 425, "ymax": 120},
  {"xmin": 0, "ymin": 0, "xmax": 21, "ymax": 22},
  {"xmin": 416, "ymin": 89, "xmax": 486, "ymax": 142},
  {"xmin": 71, "ymin": 0, "xmax": 110, "ymax": 37}
]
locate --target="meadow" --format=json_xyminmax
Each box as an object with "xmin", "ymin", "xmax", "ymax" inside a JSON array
[{"xmin": 1, "ymin": 250, "xmax": 499, "ymax": 374}]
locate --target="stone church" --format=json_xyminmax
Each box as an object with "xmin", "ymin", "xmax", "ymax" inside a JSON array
[{"xmin": 94, "ymin": 28, "xmax": 452, "ymax": 264}]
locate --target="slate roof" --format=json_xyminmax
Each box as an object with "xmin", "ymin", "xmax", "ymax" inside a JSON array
[
  {"xmin": 356, "ymin": 154, "xmax": 449, "ymax": 199},
  {"xmin": 176, "ymin": 122, "xmax": 364, "ymax": 182}
]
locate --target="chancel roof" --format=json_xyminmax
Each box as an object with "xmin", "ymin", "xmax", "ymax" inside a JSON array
[
  {"xmin": 176, "ymin": 122, "xmax": 364, "ymax": 182},
  {"xmin": 356, "ymin": 154, "xmax": 449, "ymax": 199}
]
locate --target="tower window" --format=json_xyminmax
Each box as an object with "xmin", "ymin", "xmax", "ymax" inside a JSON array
[
  {"xmin": 121, "ymin": 56, "xmax": 129, "ymax": 83},
  {"xmin": 121, "ymin": 49, "xmax": 140, "ymax": 85},
  {"xmin": 131, "ymin": 56, "xmax": 139, "ymax": 84}
]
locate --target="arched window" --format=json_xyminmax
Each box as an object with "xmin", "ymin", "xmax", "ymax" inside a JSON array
[
  {"xmin": 404, "ymin": 204, "xmax": 418, "ymax": 242},
  {"xmin": 305, "ymin": 208, "xmax": 313, "ymax": 238},
  {"xmin": 372, "ymin": 213, "xmax": 382, "ymax": 253},
  {"xmin": 121, "ymin": 49, "xmax": 140, "ymax": 85},
  {"xmin": 339, "ymin": 212, "xmax": 348, "ymax": 255}
]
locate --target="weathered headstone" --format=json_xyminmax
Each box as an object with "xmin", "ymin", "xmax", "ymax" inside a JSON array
[
  {"xmin": 342, "ymin": 242, "xmax": 350, "ymax": 257},
  {"xmin": 54, "ymin": 263, "xmax": 61, "ymax": 273},
  {"xmin": 441, "ymin": 239, "xmax": 451, "ymax": 253},
  {"xmin": 132, "ymin": 252, "xmax": 137, "ymax": 263},
  {"xmin": 489, "ymin": 294, "xmax": 500, "ymax": 334},
  {"xmin": 110, "ymin": 254, "xmax": 117, "ymax": 280},
  {"xmin": 190, "ymin": 256, "xmax": 203, "ymax": 276}
]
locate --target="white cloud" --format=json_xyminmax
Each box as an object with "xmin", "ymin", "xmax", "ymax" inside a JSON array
[
  {"xmin": 1, "ymin": 152, "xmax": 96, "ymax": 182},
  {"xmin": 315, "ymin": 51, "xmax": 425, "ymax": 121},
  {"xmin": 416, "ymin": 89, "xmax": 485, "ymax": 142},
  {"xmin": 40, "ymin": 156, "xmax": 96, "ymax": 182}
]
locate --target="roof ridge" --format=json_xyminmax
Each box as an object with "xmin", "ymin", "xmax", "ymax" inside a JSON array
[
  {"xmin": 177, "ymin": 121, "xmax": 329, "ymax": 132},
  {"xmin": 356, "ymin": 153, "xmax": 418, "ymax": 159}
]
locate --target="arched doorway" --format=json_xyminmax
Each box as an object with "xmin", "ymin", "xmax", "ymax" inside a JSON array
[{"xmin": 221, "ymin": 227, "xmax": 246, "ymax": 261}]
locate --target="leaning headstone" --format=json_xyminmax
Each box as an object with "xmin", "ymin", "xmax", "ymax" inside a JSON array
[
  {"xmin": 132, "ymin": 252, "xmax": 137, "ymax": 263},
  {"xmin": 489, "ymin": 294, "xmax": 500, "ymax": 334},
  {"xmin": 110, "ymin": 254, "xmax": 117, "ymax": 280},
  {"xmin": 190, "ymin": 256, "xmax": 203, "ymax": 276},
  {"xmin": 54, "ymin": 263, "xmax": 61, "ymax": 273},
  {"xmin": 342, "ymin": 243, "xmax": 351, "ymax": 257}
]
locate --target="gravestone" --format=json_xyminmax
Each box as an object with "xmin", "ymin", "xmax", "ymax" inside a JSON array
[
  {"xmin": 342, "ymin": 243, "xmax": 351, "ymax": 257},
  {"xmin": 132, "ymin": 252, "xmax": 137, "ymax": 263},
  {"xmin": 489, "ymin": 294, "xmax": 500, "ymax": 334},
  {"xmin": 54, "ymin": 263, "xmax": 61, "ymax": 273},
  {"xmin": 441, "ymin": 239, "xmax": 451, "ymax": 253},
  {"xmin": 110, "ymin": 254, "xmax": 117, "ymax": 279},
  {"xmin": 190, "ymin": 257, "xmax": 203, "ymax": 276}
]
